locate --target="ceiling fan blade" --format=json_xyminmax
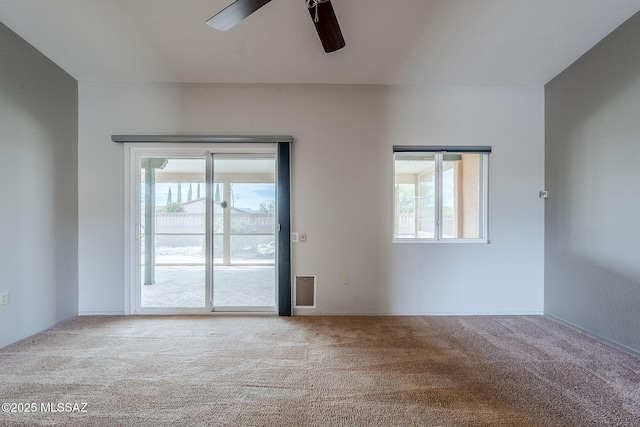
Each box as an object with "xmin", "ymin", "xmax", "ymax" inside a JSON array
[
  {"xmin": 308, "ymin": 0, "xmax": 345, "ymax": 53},
  {"xmin": 207, "ymin": 0, "xmax": 272, "ymax": 31}
]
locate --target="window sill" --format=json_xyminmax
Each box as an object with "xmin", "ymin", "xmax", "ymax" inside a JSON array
[{"xmin": 393, "ymin": 238, "xmax": 489, "ymax": 244}]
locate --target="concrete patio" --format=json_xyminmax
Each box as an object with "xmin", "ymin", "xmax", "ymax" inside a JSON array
[{"xmin": 140, "ymin": 265, "xmax": 275, "ymax": 309}]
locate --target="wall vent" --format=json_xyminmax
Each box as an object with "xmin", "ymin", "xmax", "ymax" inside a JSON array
[{"xmin": 294, "ymin": 276, "xmax": 316, "ymax": 308}]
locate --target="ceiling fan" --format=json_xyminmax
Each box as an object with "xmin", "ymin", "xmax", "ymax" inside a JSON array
[{"xmin": 206, "ymin": 0, "xmax": 345, "ymax": 53}]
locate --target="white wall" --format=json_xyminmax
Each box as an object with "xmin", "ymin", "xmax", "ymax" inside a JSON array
[
  {"xmin": 380, "ymin": 85, "xmax": 545, "ymax": 314},
  {"xmin": 0, "ymin": 23, "xmax": 78, "ymax": 347},
  {"xmin": 78, "ymin": 82, "xmax": 544, "ymax": 315}
]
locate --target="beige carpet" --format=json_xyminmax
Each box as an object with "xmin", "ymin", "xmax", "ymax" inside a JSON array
[{"xmin": 1, "ymin": 315, "xmax": 639, "ymax": 426}]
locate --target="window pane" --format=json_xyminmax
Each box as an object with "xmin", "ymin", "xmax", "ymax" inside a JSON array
[
  {"xmin": 442, "ymin": 153, "xmax": 483, "ymax": 239},
  {"xmin": 230, "ymin": 235, "xmax": 275, "ymax": 264},
  {"xmin": 397, "ymin": 184, "xmax": 415, "ymax": 235},
  {"xmin": 394, "ymin": 153, "xmax": 435, "ymax": 238},
  {"xmin": 140, "ymin": 157, "xmax": 207, "ymax": 308},
  {"xmin": 230, "ymin": 183, "xmax": 276, "ymax": 235},
  {"xmin": 417, "ymin": 171, "xmax": 435, "ymax": 238},
  {"xmin": 213, "ymin": 234, "xmax": 223, "ymax": 264}
]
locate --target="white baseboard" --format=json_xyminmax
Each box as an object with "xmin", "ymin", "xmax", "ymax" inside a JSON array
[{"xmin": 78, "ymin": 311, "xmax": 125, "ymax": 316}]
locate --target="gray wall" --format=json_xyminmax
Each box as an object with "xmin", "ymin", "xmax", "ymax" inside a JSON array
[
  {"xmin": 545, "ymin": 12, "xmax": 640, "ymax": 354},
  {"xmin": 0, "ymin": 23, "xmax": 78, "ymax": 347}
]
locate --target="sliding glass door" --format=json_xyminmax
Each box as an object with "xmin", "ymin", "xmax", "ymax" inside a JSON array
[
  {"xmin": 129, "ymin": 147, "xmax": 280, "ymax": 314},
  {"xmin": 212, "ymin": 155, "xmax": 276, "ymax": 310},
  {"xmin": 138, "ymin": 156, "xmax": 208, "ymax": 309}
]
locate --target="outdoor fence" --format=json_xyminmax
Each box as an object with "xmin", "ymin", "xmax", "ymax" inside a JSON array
[
  {"xmin": 398, "ymin": 213, "xmax": 455, "ymax": 237},
  {"xmin": 154, "ymin": 212, "xmax": 275, "ymax": 256},
  {"xmin": 156, "ymin": 212, "xmax": 275, "ymax": 233}
]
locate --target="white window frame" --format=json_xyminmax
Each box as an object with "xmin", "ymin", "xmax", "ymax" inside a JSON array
[{"xmin": 393, "ymin": 146, "xmax": 490, "ymax": 244}]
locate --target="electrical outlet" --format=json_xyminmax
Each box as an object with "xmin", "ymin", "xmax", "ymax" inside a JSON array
[
  {"xmin": 300, "ymin": 233, "xmax": 307, "ymax": 243},
  {"xmin": 0, "ymin": 291, "xmax": 8, "ymax": 306},
  {"xmin": 342, "ymin": 274, "xmax": 350, "ymax": 285}
]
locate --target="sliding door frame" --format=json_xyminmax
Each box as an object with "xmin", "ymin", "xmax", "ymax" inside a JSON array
[
  {"xmin": 276, "ymin": 142, "xmax": 292, "ymax": 316},
  {"xmin": 119, "ymin": 136, "xmax": 292, "ymax": 316}
]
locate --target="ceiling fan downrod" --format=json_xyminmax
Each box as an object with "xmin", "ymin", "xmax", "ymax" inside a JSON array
[{"xmin": 306, "ymin": 0, "xmax": 328, "ymax": 23}]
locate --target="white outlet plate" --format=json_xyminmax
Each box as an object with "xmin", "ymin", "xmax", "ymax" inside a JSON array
[{"xmin": 0, "ymin": 291, "xmax": 8, "ymax": 306}]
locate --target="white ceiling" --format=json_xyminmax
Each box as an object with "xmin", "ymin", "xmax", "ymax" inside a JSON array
[{"xmin": 1, "ymin": 0, "xmax": 639, "ymax": 85}]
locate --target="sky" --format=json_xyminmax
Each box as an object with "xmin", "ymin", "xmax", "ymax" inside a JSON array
[{"xmin": 150, "ymin": 182, "xmax": 275, "ymax": 211}]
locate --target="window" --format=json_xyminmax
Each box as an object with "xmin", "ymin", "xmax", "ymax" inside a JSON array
[{"xmin": 393, "ymin": 146, "xmax": 490, "ymax": 243}]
